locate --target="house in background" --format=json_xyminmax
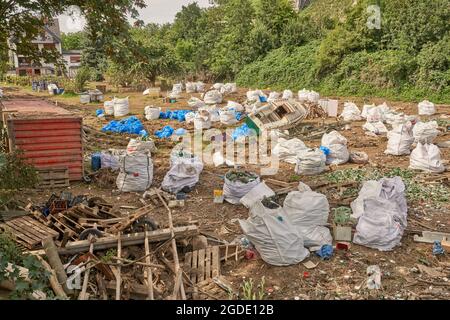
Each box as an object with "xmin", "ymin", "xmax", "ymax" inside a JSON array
[
  {"xmin": 8, "ymin": 18, "xmax": 81, "ymax": 78},
  {"xmin": 62, "ymin": 50, "xmax": 82, "ymax": 78}
]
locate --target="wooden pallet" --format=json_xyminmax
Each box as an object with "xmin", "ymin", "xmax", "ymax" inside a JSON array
[
  {"xmin": 0, "ymin": 215, "xmax": 59, "ymax": 249},
  {"xmin": 184, "ymin": 246, "xmax": 220, "ymax": 284},
  {"xmin": 194, "ymin": 278, "xmax": 230, "ymax": 300},
  {"xmin": 37, "ymin": 168, "xmax": 70, "ymax": 188}
]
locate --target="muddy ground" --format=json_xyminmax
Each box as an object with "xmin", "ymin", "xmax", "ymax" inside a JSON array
[{"xmin": 1, "ymin": 84, "xmax": 449, "ymax": 300}]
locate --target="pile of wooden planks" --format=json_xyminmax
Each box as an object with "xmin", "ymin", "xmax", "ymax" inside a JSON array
[
  {"xmin": 0, "ymin": 215, "xmax": 59, "ymax": 249},
  {"xmin": 37, "ymin": 168, "xmax": 70, "ymax": 188}
]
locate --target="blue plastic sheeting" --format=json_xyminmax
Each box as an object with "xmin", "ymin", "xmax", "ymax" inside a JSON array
[
  {"xmin": 259, "ymin": 96, "xmax": 267, "ymax": 103},
  {"xmin": 96, "ymin": 109, "xmax": 104, "ymax": 116},
  {"xmin": 433, "ymin": 241, "xmax": 445, "ymax": 255},
  {"xmin": 232, "ymin": 124, "xmax": 255, "ymax": 141},
  {"xmin": 320, "ymin": 146, "xmax": 331, "ymax": 156},
  {"xmin": 155, "ymin": 125, "xmax": 174, "ymax": 138},
  {"xmin": 235, "ymin": 112, "xmax": 244, "ymax": 121},
  {"xmin": 159, "ymin": 110, "xmax": 191, "ymax": 122},
  {"xmin": 102, "ymin": 116, "xmax": 144, "ymax": 135},
  {"xmin": 139, "ymin": 130, "xmax": 149, "ymax": 138},
  {"xmin": 316, "ymin": 244, "xmax": 333, "ymax": 260}
]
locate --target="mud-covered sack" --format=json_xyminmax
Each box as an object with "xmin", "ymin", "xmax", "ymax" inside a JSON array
[
  {"xmin": 223, "ymin": 171, "xmax": 260, "ymax": 204},
  {"xmin": 116, "ymin": 152, "xmax": 153, "ymax": 192},
  {"xmin": 349, "ymin": 151, "xmax": 369, "ymax": 164},
  {"xmin": 413, "ymin": 121, "xmax": 439, "ymax": 144},
  {"xmin": 161, "ymin": 153, "xmax": 203, "ymax": 194},
  {"xmin": 295, "ymin": 148, "xmax": 326, "ymax": 175},
  {"xmin": 272, "ymin": 138, "xmax": 307, "ymax": 164},
  {"xmin": 385, "ymin": 122, "xmax": 414, "ymax": 156},
  {"xmin": 239, "ymin": 201, "xmax": 309, "ymax": 266},
  {"xmin": 409, "ymin": 142, "xmax": 445, "ymax": 173}
]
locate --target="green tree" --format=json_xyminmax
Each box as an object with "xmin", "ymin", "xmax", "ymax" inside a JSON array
[{"xmin": 61, "ymin": 31, "xmax": 86, "ymax": 51}]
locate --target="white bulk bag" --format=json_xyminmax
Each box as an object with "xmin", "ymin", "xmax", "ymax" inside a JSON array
[
  {"xmin": 361, "ymin": 104, "xmax": 376, "ymax": 119},
  {"xmin": 284, "ymin": 191, "xmax": 330, "ymax": 226},
  {"xmin": 282, "ymin": 90, "xmax": 293, "ymax": 100},
  {"xmin": 418, "ymin": 100, "xmax": 435, "ymax": 116},
  {"xmin": 188, "ymin": 97, "xmax": 206, "ymax": 109},
  {"xmin": 307, "ymin": 90, "xmax": 320, "ymax": 103},
  {"xmin": 212, "ymin": 83, "xmax": 224, "ymax": 90},
  {"xmin": 295, "ymin": 148, "xmax": 326, "ymax": 175},
  {"xmin": 413, "ymin": 121, "xmax": 439, "ymax": 144},
  {"xmin": 240, "ymin": 182, "xmax": 275, "ymax": 208},
  {"xmin": 267, "ymin": 92, "xmax": 280, "ymax": 103},
  {"xmin": 409, "ymin": 143, "xmax": 445, "ymax": 173},
  {"xmin": 239, "ymin": 201, "xmax": 309, "ymax": 266},
  {"xmin": 223, "ymin": 172, "xmax": 260, "ymax": 205},
  {"xmin": 321, "ymin": 131, "xmax": 349, "ymax": 165},
  {"xmin": 221, "ymin": 83, "xmax": 237, "ymax": 94},
  {"xmin": 186, "ymin": 82, "xmax": 197, "ymax": 93},
  {"xmin": 298, "ymin": 89, "xmax": 309, "ymax": 102},
  {"xmin": 353, "ymin": 197, "xmax": 407, "ymax": 251},
  {"xmin": 113, "ymin": 97, "xmax": 129, "ymax": 117},
  {"xmin": 363, "ymin": 121, "xmax": 388, "ymax": 135},
  {"xmin": 116, "ymin": 152, "xmax": 153, "ymax": 192},
  {"xmin": 366, "ymin": 107, "xmax": 383, "ymax": 123},
  {"xmin": 219, "ymin": 109, "xmax": 238, "ymax": 125},
  {"xmin": 196, "ymin": 82, "xmax": 205, "ymax": 93},
  {"xmin": 385, "ymin": 122, "xmax": 414, "ymax": 155},
  {"xmin": 126, "ymin": 139, "xmax": 156, "ymax": 156},
  {"xmin": 272, "ymin": 138, "xmax": 307, "ymax": 164},
  {"xmin": 203, "ymin": 90, "xmax": 223, "ymax": 104},
  {"xmin": 185, "ymin": 112, "xmax": 196, "ymax": 124},
  {"xmin": 161, "ymin": 154, "xmax": 204, "ymax": 194},
  {"xmin": 144, "ymin": 106, "xmax": 161, "ymax": 120},
  {"xmin": 104, "ymin": 100, "xmax": 114, "ymax": 115},
  {"xmin": 226, "ymin": 101, "xmax": 244, "ymax": 112},
  {"xmin": 341, "ymin": 102, "xmax": 362, "ymax": 121},
  {"xmin": 246, "ymin": 90, "xmax": 265, "ymax": 102}
]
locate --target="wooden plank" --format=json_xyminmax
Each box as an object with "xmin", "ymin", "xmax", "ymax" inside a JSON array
[
  {"xmin": 205, "ymin": 247, "xmax": 211, "ymax": 280},
  {"xmin": 10, "ymin": 219, "xmax": 46, "ymax": 242},
  {"xmin": 3, "ymin": 222, "xmax": 38, "ymax": 247},
  {"xmin": 7, "ymin": 219, "xmax": 42, "ymax": 243},
  {"xmin": 212, "ymin": 246, "xmax": 219, "ymax": 277},
  {"xmin": 198, "ymin": 249, "xmax": 205, "ymax": 283},
  {"xmin": 57, "ymin": 225, "xmax": 199, "ymax": 255},
  {"xmin": 144, "ymin": 231, "xmax": 154, "ymax": 300},
  {"xmin": 22, "ymin": 216, "xmax": 59, "ymax": 237},
  {"xmin": 116, "ymin": 233, "xmax": 121, "ymax": 300},
  {"xmin": 191, "ymin": 250, "xmax": 198, "ymax": 283},
  {"xmin": 184, "ymin": 252, "xmax": 192, "ymax": 274}
]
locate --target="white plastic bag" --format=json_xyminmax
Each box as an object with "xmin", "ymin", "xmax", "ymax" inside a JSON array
[
  {"xmin": 203, "ymin": 90, "xmax": 223, "ymax": 104},
  {"xmin": 113, "ymin": 97, "xmax": 129, "ymax": 117},
  {"xmin": 186, "ymin": 82, "xmax": 197, "ymax": 93},
  {"xmin": 212, "ymin": 83, "xmax": 224, "ymax": 90},
  {"xmin": 239, "ymin": 201, "xmax": 309, "ymax": 266},
  {"xmin": 100, "ymin": 150, "xmax": 121, "ymax": 170},
  {"xmin": 385, "ymin": 122, "xmax": 414, "ymax": 155},
  {"xmin": 298, "ymin": 89, "xmax": 309, "ymax": 102},
  {"xmin": 240, "ymin": 182, "xmax": 275, "ymax": 208},
  {"xmin": 161, "ymin": 152, "xmax": 203, "ymax": 194},
  {"xmin": 116, "ymin": 152, "xmax": 153, "ymax": 192},
  {"xmin": 196, "ymin": 82, "xmax": 205, "ymax": 93},
  {"xmin": 223, "ymin": 172, "xmax": 260, "ymax": 204},
  {"xmin": 219, "ymin": 109, "xmax": 238, "ymax": 125},
  {"xmin": 341, "ymin": 102, "xmax": 362, "ymax": 121},
  {"xmin": 361, "ymin": 104, "xmax": 376, "ymax": 119},
  {"xmin": 188, "ymin": 97, "xmax": 206, "ymax": 109},
  {"xmin": 144, "ymin": 106, "xmax": 161, "ymax": 120},
  {"xmin": 246, "ymin": 90, "xmax": 266, "ymax": 102},
  {"xmin": 194, "ymin": 110, "xmax": 212, "ymax": 130},
  {"xmin": 104, "ymin": 100, "xmax": 114, "ymax": 115},
  {"xmin": 226, "ymin": 101, "xmax": 244, "ymax": 112},
  {"xmin": 409, "ymin": 142, "xmax": 445, "ymax": 173},
  {"xmin": 307, "ymin": 90, "xmax": 320, "ymax": 103},
  {"xmin": 363, "ymin": 121, "xmax": 388, "ymax": 135},
  {"xmin": 220, "ymin": 83, "xmax": 237, "ymax": 95},
  {"xmin": 272, "ymin": 138, "xmax": 307, "ymax": 164},
  {"xmin": 267, "ymin": 92, "xmax": 280, "ymax": 102},
  {"xmin": 295, "ymin": 148, "xmax": 326, "ymax": 175},
  {"xmin": 284, "ymin": 190, "xmax": 331, "ymax": 247},
  {"xmin": 321, "ymin": 131, "xmax": 349, "ymax": 165},
  {"xmin": 185, "ymin": 112, "xmax": 196, "ymax": 124},
  {"xmin": 366, "ymin": 107, "xmax": 383, "ymax": 123},
  {"xmin": 413, "ymin": 121, "xmax": 439, "ymax": 144},
  {"xmin": 282, "ymin": 90, "xmax": 293, "ymax": 100},
  {"xmin": 418, "ymin": 100, "xmax": 435, "ymax": 116}
]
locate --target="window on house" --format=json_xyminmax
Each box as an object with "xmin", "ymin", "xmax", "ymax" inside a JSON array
[
  {"xmin": 34, "ymin": 69, "xmax": 41, "ymax": 75},
  {"xmin": 19, "ymin": 69, "xmax": 27, "ymax": 76}
]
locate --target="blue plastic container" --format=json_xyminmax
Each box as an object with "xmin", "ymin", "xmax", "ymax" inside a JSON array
[{"xmin": 91, "ymin": 153, "xmax": 102, "ymax": 171}]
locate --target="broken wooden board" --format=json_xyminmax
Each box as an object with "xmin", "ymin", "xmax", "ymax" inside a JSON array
[
  {"xmin": 184, "ymin": 246, "xmax": 220, "ymax": 284},
  {"xmin": 57, "ymin": 225, "xmax": 199, "ymax": 255},
  {"xmin": 194, "ymin": 278, "xmax": 230, "ymax": 300},
  {"xmin": 0, "ymin": 215, "xmax": 59, "ymax": 249},
  {"xmin": 413, "ymin": 231, "xmax": 450, "ymax": 244}
]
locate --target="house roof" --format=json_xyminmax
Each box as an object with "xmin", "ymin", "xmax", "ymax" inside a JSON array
[{"xmin": 44, "ymin": 18, "xmax": 61, "ymax": 43}]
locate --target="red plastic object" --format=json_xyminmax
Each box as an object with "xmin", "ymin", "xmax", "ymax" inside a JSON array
[
  {"xmin": 336, "ymin": 242, "xmax": 351, "ymax": 250},
  {"xmin": 245, "ymin": 249, "xmax": 257, "ymax": 260},
  {"xmin": 303, "ymin": 271, "xmax": 310, "ymax": 278}
]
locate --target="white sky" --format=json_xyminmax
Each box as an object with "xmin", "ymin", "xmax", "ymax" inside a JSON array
[{"xmin": 59, "ymin": 0, "xmax": 212, "ymax": 33}]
